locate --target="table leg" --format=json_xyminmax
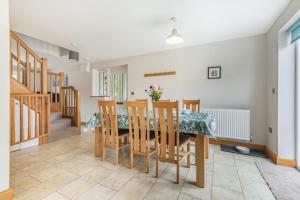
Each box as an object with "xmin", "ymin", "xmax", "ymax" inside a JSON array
[
  {"xmin": 95, "ymin": 127, "xmax": 102, "ymax": 157},
  {"xmin": 205, "ymin": 136, "xmax": 209, "ymax": 159},
  {"xmin": 195, "ymin": 134, "xmax": 205, "ymax": 188}
]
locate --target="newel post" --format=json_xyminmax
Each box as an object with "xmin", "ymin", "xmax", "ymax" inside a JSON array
[
  {"xmin": 40, "ymin": 58, "xmax": 48, "ymax": 144},
  {"xmin": 59, "ymin": 72, "xmax": 64, "ymax": 113},
  {"xmin": 76, "ymin": 90, "xmax": 81, "ymax": 134}
]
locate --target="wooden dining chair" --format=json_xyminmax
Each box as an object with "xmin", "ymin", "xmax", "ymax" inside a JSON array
[
  {"xmin": 152, "ymin": 101, "xmax": 191, "ymax": 184},
  {"xmin": 182, "ymin": 99, "xmax": 201, "ymax": 112},
  {"xmin": 136, "ymin": 99, "xmax": 148, "ymax": 102},
  {"xmin": 126, "ymin": 100, "xmax": 155, "ymax": 174},
  {"xmin": 98, "ymin": 100, "xmax": 129, "ymax": 165}
]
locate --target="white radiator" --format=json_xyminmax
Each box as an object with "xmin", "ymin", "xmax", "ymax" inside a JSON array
[{"xmin": 200, "ymin": 108, "xmax": 251, "ymax": 141}]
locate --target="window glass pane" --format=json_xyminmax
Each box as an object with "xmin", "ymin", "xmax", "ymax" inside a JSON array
[
  {"xmin": 122, "ymin": 74, "xmax": 127, "ymax": 100},
  {"xmin": 12, "ymin": 58, "xmax": 18, "ymax": 80},
  {"xmin": 98, "ymin": 71, "xmax": 108, "ymax": 96}
]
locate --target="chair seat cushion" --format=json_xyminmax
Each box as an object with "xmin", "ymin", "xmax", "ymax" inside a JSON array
[{"xmin": 118, "ymin": 129, "xmax": 129, "ymax": 136}]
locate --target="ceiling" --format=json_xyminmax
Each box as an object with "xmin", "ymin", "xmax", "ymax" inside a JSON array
[{"xmin": 11, "ymin": 0, "xmax": 291, "ymax": 64}]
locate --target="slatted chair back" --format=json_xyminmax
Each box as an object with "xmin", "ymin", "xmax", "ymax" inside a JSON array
[
  {"xmin": 183, "ymin": 99, "xmax": 200, "ymax": 112},
  {"xmin": 136, "ymin": 99, "xmax": 148, "ymax": 102},
  {"xmin": 126, "ymin": 100, "xmax": 150, "ymax": 154},
  {"xmin": 98, "ymin": 100, "xmax": 119, "ymax": 147},
  {"xmin": 152, "ymin": 101, "xmax": 180, "ymax": 161}
]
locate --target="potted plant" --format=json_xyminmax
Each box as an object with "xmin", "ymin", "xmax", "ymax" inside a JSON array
[{"xmin": 148, "ymin": 84, "xmax": 162, "ymax": 101}]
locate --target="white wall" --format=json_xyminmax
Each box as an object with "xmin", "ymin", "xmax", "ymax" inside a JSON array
[
  {"xmin": 0, "ymin": 0, "xmax": 11, "ymax": 192},
  {"xmin": 51, "ymin": 65, "xmax": 97, "ymax": 123},
  {"xmin": 266, "ymin": 0, "xmax": 300, "ymax": 159},
  {"xmin": 88, "ymin": 35, "xmax": 267, "ymax": 144}
]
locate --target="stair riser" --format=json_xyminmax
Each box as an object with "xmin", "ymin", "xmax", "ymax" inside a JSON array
[
  {"xmin": 51, "ymin": 113, "xmax": 61, "ymax": 122},
  {"xmin": 51, "ymin": 120, "xmax": 72, "ymax": 132}
]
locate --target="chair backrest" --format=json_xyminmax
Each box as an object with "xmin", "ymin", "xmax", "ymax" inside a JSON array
[
  {"xmin": 98, "ymin": 100, "xmax": 119, "ymax": 147},
  {"xmin": 126, "ymin": 100, "xmax": 150, "ymax": 153},
  {"xmin": 152, "ymin": 101, "xmax": 179, "ymax": 161},
  {"xmin": 136, "ymin": 99, "xmax": 148, "ymax": 102},
  {"xmin": 182, "ymin": 99, "xmax": 200, "ymax": 112}
]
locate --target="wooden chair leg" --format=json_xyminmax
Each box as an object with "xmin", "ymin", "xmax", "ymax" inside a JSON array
[
  {"xmin": 187, "ymin": 142, "xmax": 191, "ymax": 168},
  {"xmin": 129, "ymin": 149, "xmax": 133, "ymax": 169},
  {"xmin": 146, "ymin": 153, "xmax": 150, "ymax": 174},
  {"xmin": 102, "ymin": 147, "xmax": 106, "ymax": 161},
  {"xmin": 205, "ymin": 137, "xmax": 209, "ymax": 159},
  {"xmin": 176, "ymin": 162, "xmax": 180, "ymax": 184},
  {"xmin": 156, "ymin": 159, "xmax": 160, "ymax": 178},
  {"xmin": 115, "ymin": 147, "xmax": 119, "ymax": 165}
]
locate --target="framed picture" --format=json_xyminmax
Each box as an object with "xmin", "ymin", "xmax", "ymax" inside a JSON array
[{"xmin": 208, "ymin": 66, "xmax": 221, "ymax": 79}]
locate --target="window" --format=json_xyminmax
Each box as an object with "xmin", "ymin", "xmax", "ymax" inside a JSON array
[
  {"xmin": 112, "ymin": 73, "xmax": 127, "ymax": 102},
  {"xmin": 98, "ymin": 71, "xmax": 108, "ymax": 96}
]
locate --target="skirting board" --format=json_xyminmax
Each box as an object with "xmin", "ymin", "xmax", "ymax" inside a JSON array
[
  {"xmin": 210, "ymin": 138, "xmax": 296, "ymax": 168},
  {"xmin": 0, "ymin": 188, "xmax": 13, "ymax": 200},
  {"xmin": 265, "ymin": 147, "xmax": 296, "ymax": 168}
]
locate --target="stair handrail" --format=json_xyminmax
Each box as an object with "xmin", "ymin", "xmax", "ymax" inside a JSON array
[{"xmin": 10, "ymin": 31, "xmax": 48, "ymax": 94}]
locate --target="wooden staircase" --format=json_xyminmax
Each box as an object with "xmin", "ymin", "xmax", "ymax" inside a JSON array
[{"xmin": 10, "ymin": 31, "xmax": 81, "ymax": 150}]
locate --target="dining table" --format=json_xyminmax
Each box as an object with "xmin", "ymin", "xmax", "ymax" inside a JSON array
[{"xmin": 87, "ymin": 108, "xmax": 216, "ymax": 188}]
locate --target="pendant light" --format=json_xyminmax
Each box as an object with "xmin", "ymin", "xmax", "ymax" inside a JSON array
[{"xmin": 166, "ymin": 17, "xmax": 184, "ymax": 44}]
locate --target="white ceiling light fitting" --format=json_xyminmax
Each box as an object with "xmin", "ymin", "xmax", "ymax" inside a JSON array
[{"xmin": 166, "ymin": 17, "xmax": 184, "ymax": 44}]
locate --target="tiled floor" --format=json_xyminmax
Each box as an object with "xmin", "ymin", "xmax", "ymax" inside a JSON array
[{"xmin": 11, "ymin": 129, "xmax": 275, "ymax": 200}]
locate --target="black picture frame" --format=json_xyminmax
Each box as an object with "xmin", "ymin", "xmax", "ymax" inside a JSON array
[{"xmin": 208, "ymin": 66, "xmax": 221, "ymax": 79}]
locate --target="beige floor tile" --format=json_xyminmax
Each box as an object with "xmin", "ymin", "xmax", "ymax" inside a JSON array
[
  {"xmin": 213, "ymin": 172, "xmax": 242, "ymax": 193},
  {"xmin": 212, "ymin": 186, "xmax": 245, "ymax": 200},
  {"xmin": 235, "ymin": 159, "xmax": 265, "ymax": 183},
  {"xmin": 144, "ymin": 178, "xmax": 182, "ymax": 200},
  {"xmin": 100, "ymin": 167, "xmax": 138, "ymax": 191},
  {"xmin": 178, "ymin": 192, "xmax": 202, "ymax": 200},
  {"xmin": 79, "ymin": 166, "xmax": 115, "ymax": 185},
  {"xmin": 40, "ymin": 171, "xmax": 79, "ymax": 192},
  {"xmin": 214, "ymin": 154, "xmax": 235, "ymax": 167},
  {"xmin": 11, "ymin": 175, "xmax": 40, "ymax": 193},
  {"xmin": 111, "ymin": 177, "xmax": 154, "ymax": 200},
  {"xmin": 181, "ymin": 179, "xmax": 212, "ymax": 200},
  {"xmin": 160, "ymin": 164, "xmax": 190, "ymax": 185},
  {"xmin": 42, "ymin": 192, "xmax": 69, "ymax": 200},
  {"xmin": 14, "ymin": 185, "xmax": 53, "ymax": 200},
  {"xmin": 233, "ymin": 153, "xmax": 255, "ymax": 161},
  {"xmin": 57, "ymin": 178, "xmax": 96, "ymax": 200},
  {"xmin": 69, "ymin": 159, "xmax": 101, "ymax": 176},
  {"xmin": 213, "ymin": 162, "xmax": 238, "ymax": 177},
  {"xmin": 29, "ymin": 166, "xmax": 66, "ymax": 183},
  {"xmin": 241, "ymin": 180, "xmax": 275, "ymax": 200},
  {"xmin": 77, "ymin": 184, "xmax": 115, "ymax": 200}
]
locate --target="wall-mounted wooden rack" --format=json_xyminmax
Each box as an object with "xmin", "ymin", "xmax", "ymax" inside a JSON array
[{"xmin": 144, "ymin": 71, "xmax": 176, "ymax": 77}]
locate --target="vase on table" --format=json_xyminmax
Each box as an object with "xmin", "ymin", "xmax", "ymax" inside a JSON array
[{"xmin": 148, "ymin": 84, "xmax": 162, "ymax": 101}]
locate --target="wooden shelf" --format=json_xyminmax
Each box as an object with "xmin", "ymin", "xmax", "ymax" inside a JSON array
[{"xmin": 144, "ymin": 71, "xmax": 176, "ymax": 77}]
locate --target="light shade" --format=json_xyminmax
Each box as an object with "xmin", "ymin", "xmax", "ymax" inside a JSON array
[{"xmin": 166, "ymin": 28, "xmax": 184, "ymax": 44}]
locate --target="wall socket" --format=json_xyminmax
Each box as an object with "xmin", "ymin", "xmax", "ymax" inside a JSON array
[
  {"xmin": 268, "ymin": 127, "xmax": 272, "ymax": 133},
  {"xmin": 272, "ymin": 88, "xmax": 276, "ymax": 94}
]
